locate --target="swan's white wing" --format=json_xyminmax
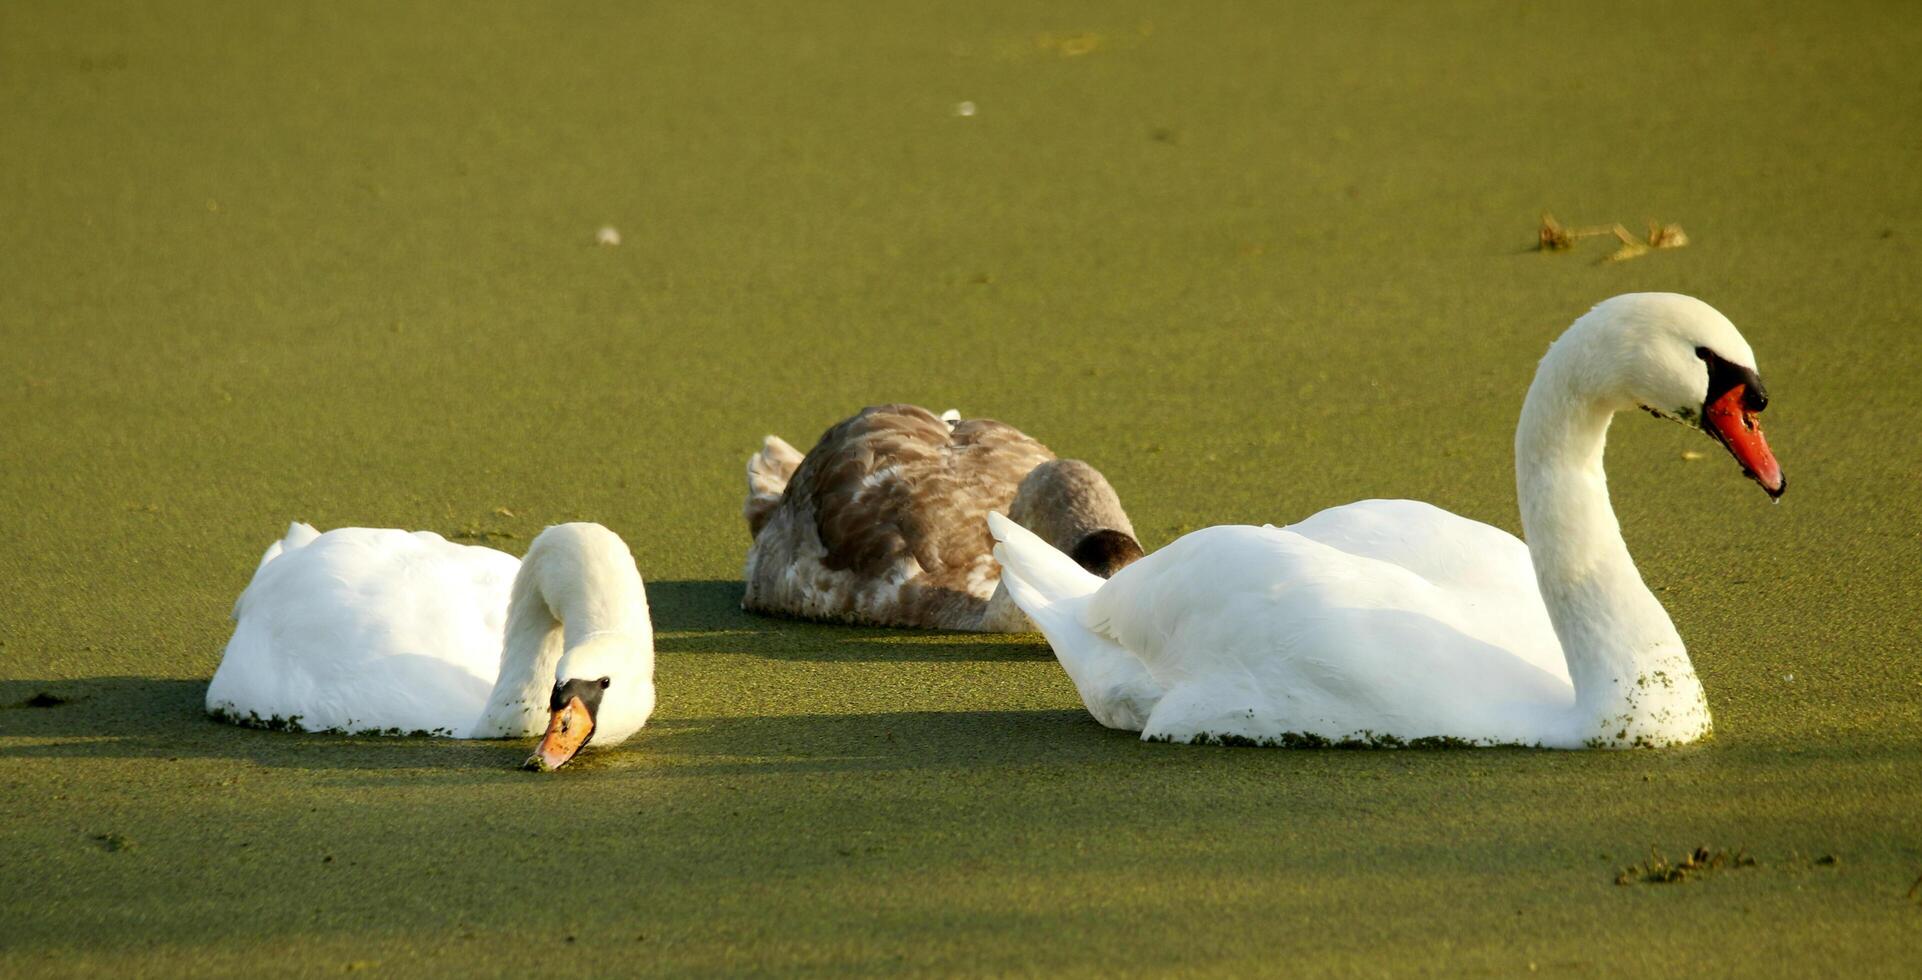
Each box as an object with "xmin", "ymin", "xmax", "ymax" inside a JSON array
[
  {"xmin": 1288, "ymin": 500, "xmax": 1523, "ymax": 589},
  {"xmin": 209, "ymin": 528, "xmax": 517, "ymax": 735},
  {"xmin": 1285, "ymin": 499, "xmax": 1565, "ymax": 680},
  {"xmin": 1083, "ymin": 508, "xmax": 1571, "ymax": 745}
]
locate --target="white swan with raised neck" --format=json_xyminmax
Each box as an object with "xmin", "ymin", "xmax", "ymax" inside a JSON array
[{"xmin": 989, "ymin": 293, "xmax": 1784, "ymax": 748}]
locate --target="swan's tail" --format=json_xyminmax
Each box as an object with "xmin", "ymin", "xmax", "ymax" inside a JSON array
[
  {"xmin": 234, "ymin": 522, "xmax": 320, "ymax": 619},
  {"xmin": 744, "ymin": 435, "xmax": 804, "ymax": 537},
  {"xmin": 989, "ymin": 512, "xmax": 1102, "ymax": 615},
  {"xmin": 988, "ymin": 512, "xmax": 1159, "ymax": 730},
  {"xmin": 257, "ymin": 521, "xmax": 320, "ymax": 572}
]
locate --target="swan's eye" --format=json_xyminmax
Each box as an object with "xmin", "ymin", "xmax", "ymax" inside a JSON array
[{"xmin": 598, "ymin": 677, "xmax": 612, "ymax": 690}]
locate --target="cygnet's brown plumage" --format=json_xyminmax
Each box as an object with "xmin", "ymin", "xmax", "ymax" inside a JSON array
[{"xmin": 742, "ymin": 404, "xmax": 1140, "ymax": 630}]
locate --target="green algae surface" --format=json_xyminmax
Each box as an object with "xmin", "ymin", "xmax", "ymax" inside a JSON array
[{"xmin": 5, "ymin": 1, "xmax": 1922, "ymax": 975}]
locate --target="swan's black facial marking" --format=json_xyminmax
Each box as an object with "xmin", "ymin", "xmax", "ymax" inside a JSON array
[
  {"xmin": 1697, "ymin": 346, "xmax": 1768, "ymax": 414},
  {"xmin": 1645, "ymin": 348, "xmax": 1769, "ymax": 429},
  {"xmin": 549, "ymin": 677, "xmax": 609, "ymax": 712},
  {"xmin": 1069, "ymin": 529, "xmax": 1146, "ymax": 579}
]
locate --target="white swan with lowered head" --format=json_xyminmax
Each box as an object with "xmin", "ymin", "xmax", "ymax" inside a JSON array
[
  {"xmin": 207, "ymin": 521, "xmax": 654, "ymax": 770},
  {"xmin": 990, "ymin": 293, "xmax": 1785, "ymax": 749}
]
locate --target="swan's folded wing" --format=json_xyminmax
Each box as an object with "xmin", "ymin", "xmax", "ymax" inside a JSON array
[
  {"xmin": 1286, "ymin": 499, "xmax": 1535, "ymax": 595},
  {"xmin": 801, "ymin": 405, "xmax": 1052, "ymax": 581},
  {"xmin": 1284, "ymin": 500, "xmax": 1564, "ymax": 681},
  {"xmin": 211, "ymin": 528, "xmax": 513, "ymax": 735},
  {"xmin": 1083, "ymin": 521, "xmax": 1573, "ymax": 738}
]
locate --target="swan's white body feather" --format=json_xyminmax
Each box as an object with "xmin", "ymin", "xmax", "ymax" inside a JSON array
[
  {"xmin": 995, "ymin": 503, "xmax": 1571, "ymax": 746},
  {"xmin": 209, "ymin": 524, "xmax": 518, "ymax": 735}
]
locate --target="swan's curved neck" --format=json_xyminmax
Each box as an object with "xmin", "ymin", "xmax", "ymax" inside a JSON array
[
  {"xmin": 1516, "ymin": 340, "xmax": 1709, "ymax": 746},
  {"xmin": 471, "ymin": 530, "xmax": 652, "ymax": 737}
]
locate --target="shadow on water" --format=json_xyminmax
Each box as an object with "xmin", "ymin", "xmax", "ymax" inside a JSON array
[
  {"xmin": 9, "ymin": 676, "xmax": 1914, "ymax": 785},
  {"xmin": 636, "ymin": 708, "xmax": 1130, "ymax": 775},
  {"xmin": 0, "ymin": 677, "xmax": 1107, "ymax": 775},
  {"xmin": 0, "ymin": 575, "xmax": 1054, "ymax": 777},
  {"xmin": 649, "ymin": 579, "xmax": 1053, "ymax": 663},
  {"xmin": 644, "ymin": 578, "xmax": 754, "ymax": 631},
  {"xmin": 0, "ymin": 677, "xmax": 529, "ymax": 772}
]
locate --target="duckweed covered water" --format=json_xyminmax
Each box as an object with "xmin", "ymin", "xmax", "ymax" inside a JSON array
[{"xmin": 4, "ymin": 1, "xmax": 1921, "ymax": 975}]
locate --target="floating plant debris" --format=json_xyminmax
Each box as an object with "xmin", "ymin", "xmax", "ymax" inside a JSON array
[
  {"xmin": 1615, "ymin": 845, "xmax": 1755, "ymax": 885},
  {"xmin": 1538, "ymin": 212, "xmax": 1690, "ymax": 262}
]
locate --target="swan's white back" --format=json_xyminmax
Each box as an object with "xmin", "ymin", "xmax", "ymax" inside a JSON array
[
  {"xmin": 994, "ymin": 502, "xmax": 1572, "ymax": 746},
  {"xmin": 208, "ymin": 523, "xmax": 519, "ymax": 736},
  {"xmin": 1283, "ymin": 500, "xmax": 1567, "ymax": 683},
  {"xmin": 1082, "ymin": 504, "xmax": 1571, "ymax": 745}
]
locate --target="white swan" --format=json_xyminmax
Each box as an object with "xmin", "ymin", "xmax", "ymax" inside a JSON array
[
  {"xmin": 207, "ymin": 521, "xmax": 655, "ymax": 770},
  {"xmin": 989, "ymin": 293, "xmax": 1785, "ymax": 749}
]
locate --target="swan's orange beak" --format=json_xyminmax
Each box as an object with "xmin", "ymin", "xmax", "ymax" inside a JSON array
[
  {"xmin": 524, "ymin": 696, "xmax": 594, "ymax": 772},
  {"xmin": 1705, "ymin": 384, "xmax": 1784, "ymax": 498}
]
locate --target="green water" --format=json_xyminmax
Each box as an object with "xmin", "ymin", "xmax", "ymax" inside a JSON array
[{"xmin": 3, "ymin": 1, "xmax": 1920, "ymax": 974}]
